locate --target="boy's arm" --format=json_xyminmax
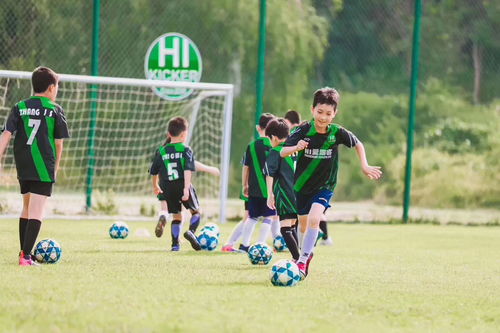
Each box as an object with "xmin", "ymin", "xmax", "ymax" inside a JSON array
[
  {"xmin": 194, "ymin": 160, "xmax": 220, "ymax": 176},
  {"xmin": 54, "ymin": 139, "xmax": 64, "ymax": 178},
  {"xmin": 0, "ymin": 131, "xmax": 12, "ymax": 166},
  {"xmin": 281, "ymin": 140, "xmax": 308, "ymax": 157},
  {"xmin": 242, "ymin": 165, "xmax": 250, "ymax": 197},
  {"xmin": 354, "ymin": 141, "xmax": 382, "ymax": 180},
  {"xmin": 182, "ymin": 170, "xmax": 192, "ymax": 201},
  {"xmin": 266, "ymin": 176, "xmax": 275, "ymax": 209},
  {"xmin": 152, "ymin": 175, "xmax": 162, "ymax": 195}
]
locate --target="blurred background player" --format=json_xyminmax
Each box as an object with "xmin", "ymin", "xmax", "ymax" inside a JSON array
[
  {"xmin": 0, "ymin": 67, "xmax": 70, "ymax": 266},
  {"xmin": 238, "ymin": 113, "xmax": 276, "ymax": 252},
  {"xmin": 264, "ymin": 118, "xmax": 300, "ymax": 261},
  {"xmin": 284, "ymin": 109, "xmax": 301, "ymax": 132},
  {"xmin": 149, "ymin": 117, "xmax": 200, "ymax": 251},
  {"xmin": 281, "ymin": 87, "xmax": 382, "ymax": 278}
]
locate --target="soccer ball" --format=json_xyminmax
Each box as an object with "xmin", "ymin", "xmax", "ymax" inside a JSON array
[
  {"xmin": 34, "ymin": 239, "xmax": 62, "ymax": 264},
  {"xmin": 273, "ymin": 235, "xmax": 288, "ymax": 252},
  {"xmin": 269, "ymin": 259, "xmax": 301, "ymax": 287},
  {"xmin": 197, "ymin": 231, "xmax": 218, "ymax": 251},
  {"xmin": 200, "ymin": 223, "xmax": 220, "ymax": 237},
  {"xmin": 109, "ymin": 221, "xmax": 129, "ymax": 239},
  {"xmin": 248, "ymin": 242, "xmax": 273, "ymax": 265}
]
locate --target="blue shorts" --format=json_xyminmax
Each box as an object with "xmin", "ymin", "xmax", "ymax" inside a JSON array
[
  {"xmin": 248, "ymin": 196, "xmax": 276, "ymax": 219},
  {"xmin": 295, "ymin": 189, "xmax": 334, "ymax": 216}
]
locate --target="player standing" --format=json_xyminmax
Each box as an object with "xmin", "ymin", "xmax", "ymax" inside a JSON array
[{"xmin": 0, "ymin": 67, "xmax": 70, "ymax": 266}]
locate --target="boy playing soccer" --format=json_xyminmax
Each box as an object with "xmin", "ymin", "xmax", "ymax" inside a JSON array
[
  {"xmin": 0, "ymin": 67, "xmax": 70, "ymax": 266},
  {"xmin": 149, "ymin": 117, "xmax": 201, "ymax": 251},
  {"xmin": 238, "ymin": 113, "xmax": 276, "ymax": 252},
  {"xmin": 281, "ymin": 87, "xmax": 382, "ymax": 278},
  {"xmin": 264, "ymin": 118, "xmax": 300, "ymax": 261}
]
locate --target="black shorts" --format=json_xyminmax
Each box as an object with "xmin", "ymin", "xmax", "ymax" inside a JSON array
[
  {"xmin": 19, "ymin": 180, "xmax": 53, "ymax": 197},
  {"xmin": 157, "ymin": 184, "xmax": 200, "ymax": 214},
  {"xmin": 279, "ymin": 213, "xmax": 297, "ymax": 221},
  {"xmin": 248, "ymin": 196, "xmax": 276, "ymax": 219}
]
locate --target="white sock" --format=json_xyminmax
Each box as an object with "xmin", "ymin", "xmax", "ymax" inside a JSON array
[
  {"xmin": 298, "ymin": 228, "xmax": 319, "ymax": 264},
  {"xmin": 159, "ymin": 210, "xmax": 169, "ymax": 219},
  {"xmin": 258, "ymin": 218, "xmax": 272, "ymax": 243},
  {"xmin": 271, "ymin": 218, "xmax": 281, "ymax": 239},
  {"xmin": 241, "ymin": 218, "xmax": 258, "ymax": 247},
  {"xmin": 297, "ymin": 228, "xmax": 305, "ymax": 249},
  {"xmin": 226, "ymin": 220, "xmax": 245, "ymax": 246}
]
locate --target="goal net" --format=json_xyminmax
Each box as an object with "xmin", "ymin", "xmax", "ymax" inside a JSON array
[{"xmin": 0, "ymin": 70, "xmax": 233, "ymax": 221}]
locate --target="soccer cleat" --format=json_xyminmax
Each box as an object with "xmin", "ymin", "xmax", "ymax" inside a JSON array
[
  {"xmin": 183, "ymin": 230, "xmax": 201, "ymax": 251},
  {"xmin": 305, "ymin": 252, "xmax": 314, "ymax": 276},
  {"xmin": 297, "ymin": 261, "xmax": 307, "ymax": 280},
  {"xmin": 238, "ymin": 244, "xmax": 249, "ymax": 253},
  {"xmin": 171, "ymin": 245, "xmax": 180, "ymax": 252},
  {"xmin": 18, "ymin": 252, "xmax": 38, "ymax": 266},
  {"xmin": 320, "ymin": 237, "xmax": 334, "ymax": 246},
  {"xmin": 155, "ymin": 215, "xmax": 167, "ymax": 238},
  {"xmin": 221, "ymin": 244, "xmax": 236, "ymax": 252}
]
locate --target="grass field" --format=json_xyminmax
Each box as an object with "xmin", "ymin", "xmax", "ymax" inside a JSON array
[{"xmin": 1, "ymin": 219, "xmax": 499, "ymax": 332}]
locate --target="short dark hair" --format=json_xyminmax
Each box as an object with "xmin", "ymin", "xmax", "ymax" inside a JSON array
[
  {"xmin": 284, "ymin": 110, "xmax": 300, "ymax": 125},
  {"xmin": 259, "ymin": 113, "xmax": 275, "ymax": 129},
  {"xmin": 312, "ymin": 87, "xmax": 340, "ymax": 109},
  {"xmin": 265, "ymin": 118, "xmax": 289, "ymax": 140},
  {"xmin": 32, "ymin": 67, "xmax": 58, "ymax": 93},
  {"xmin": 167, "ymin": 117, "xmax": 188, "ymax": 137}
]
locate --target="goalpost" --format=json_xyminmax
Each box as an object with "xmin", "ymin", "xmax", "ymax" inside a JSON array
[{"xmin": 0, "ymin": 70, "xmax": 233, "ymax": 222}]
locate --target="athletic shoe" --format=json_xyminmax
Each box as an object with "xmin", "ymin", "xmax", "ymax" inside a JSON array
[
  {"xmin": 305, "ymin": 252, "xmax": 314, "ymax": 276},
  {"xmin": 183, "ymin": 230, "xmax": 201, "ymax": 251},
  {"xmin": 171, "ymin": 245, "xmax": 180, "ymax": 252},
  {"xmin": 238, "ymin": 244, "xmax": 249, "ymax": 253},
  {"xmin": 18, "ymin": 252, "xmax": 38, "ymax": 266},
  {"xmin": 297, "ymin": 261, "xmax": 307, "ymax": 280},
  {"xmin": 320, "ymin": 237, "xmax": 333, "ymax": 246},
  {"xmin": 155, "ymin": 215, "xmax": 167, "ymax": 238},
  {"xmin": 221, "ymin": 244, "xmax": 237, "ymax": 252}
]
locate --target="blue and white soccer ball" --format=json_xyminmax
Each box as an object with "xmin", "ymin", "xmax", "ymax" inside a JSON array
[
  {"xmin": 109, "ymin": 221, "xmax": 129, "ymax": 239},
  {"xmin": 197, "ymin": 231, "xmax": 219, "ymax": 251},
  {"xmin": 248, "ymin": 242, "xmax": 273, "ymax": 265},
  {"xmin": 273, "ymin": 235, "xmax": 288, "ymax": 252},
  {"xmin": 200, "ymin": 223, "xmax": 220, "ymax": 238},
  {"xmin": 34, "ymin": 239, "xmax": 62, "ymax": 264},
  {"xmin": 270, "ymin": 259, "xmax": 301, "ymax": 287}
]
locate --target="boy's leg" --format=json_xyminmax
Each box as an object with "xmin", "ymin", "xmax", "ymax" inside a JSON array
[
  {"xmin": 19, "ymin": 194, "xmax": 30, "ymax": 250},
  {"xmin": 171, "ymin": 213, "xmax": 182, "ymax": 251},
  {"xmin": 222, "ymin": 208, "xmax": 248, "ymax": 251},
  {"xmin": 155, "ymin": 200, "xmax": 169, "ymax": 238},
  {"xmin": 240, "ymin": 217, "xmax": 258, "ymax": 251},
  {"xmin": 297, "ymin": 203, "xmax": 324, "ymax": 276},
  {"xmin": 257, "ymin": 216, "xmax": 272, "ymax": 243},
  {"xmin": 270, "ymin": 215, "xmax": 281, "ymax": 239},
  {"xmin": 297, "ymin": 215, "xmax": 308, "ymax": 249},
  {"xmin": 280, "ymin": 218, "xmax": 300, "ymax": 260},
  {"xmin": 22, "ymin": 193, "xmax": 48, "ymax": 260}
]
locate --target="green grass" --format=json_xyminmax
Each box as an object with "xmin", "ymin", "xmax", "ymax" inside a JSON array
[{"xmin": 0, "ymin": 220, "xmax": 499, "ymax": 332}]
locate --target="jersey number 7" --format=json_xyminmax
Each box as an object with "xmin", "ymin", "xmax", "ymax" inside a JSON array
[{"xmin": 27, "ymin": 119, "xmax": 41, "ymax": 145}]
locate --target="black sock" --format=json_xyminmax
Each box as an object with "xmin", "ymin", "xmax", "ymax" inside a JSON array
[
  {"xmin": 281, "ymin": 226, "xmax": 300, "ymax": 261},
  {"xmin": 19, "ymin": 218, "xmax": 29, "ymax": 250},
  {"xmin": 22, "ymin": 219, "xmax": 42, "ymax": 258},
  {"xmin": 319, "ymin": 220, "xmax": 328, "ymax": 239},
  {"xmin": 291, "ymin": 225, "xmax": 298, "ymax": 244},
  {"xmin": 171, "ymin": 220, "xmax": 181, "ymax": 246}
]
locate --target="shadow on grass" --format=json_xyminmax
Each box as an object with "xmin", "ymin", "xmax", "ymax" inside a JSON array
[{"xmin": 199, "ymin": 280, "xmax": 267, "ymax": 287}]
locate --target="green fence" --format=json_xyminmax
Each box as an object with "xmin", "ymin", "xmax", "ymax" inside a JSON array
[{"xmin": 1, "ymin": 0, "xmax": 499, "ymax": 210}]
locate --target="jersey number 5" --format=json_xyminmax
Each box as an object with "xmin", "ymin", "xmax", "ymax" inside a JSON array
[
  {"xmin": 167, "ymin": 162, "xmax": 179, "ymax": 181},
  {"xmin": 27, "ymin": 119, "xmax": 41, "ymax": 145}
]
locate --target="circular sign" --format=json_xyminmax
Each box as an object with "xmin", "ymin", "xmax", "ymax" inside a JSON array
[{"xmin": 145, "ymin": 33, "xmax": 202, "ymax": 100}]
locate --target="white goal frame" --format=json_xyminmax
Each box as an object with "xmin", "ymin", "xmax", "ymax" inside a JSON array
[{"xmin": 0, "ymin": 70, "xmax": 234, "ymax": 222}]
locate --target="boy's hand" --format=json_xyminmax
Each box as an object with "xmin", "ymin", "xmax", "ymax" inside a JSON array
[
  {"xmin": 362, "ymin": 165, "xmax": 382, "ymax": 180},
  {"xmin": 267, "ymin": 194, "xmax": 276, "ymax": 210},
  {"xmin": 182, "ymin": 188, "xmax": 189, "ymax": 201},
  {"xmin": 243, "ymin": 185, "xmax": 249, "ymax": 197},
  {"xmin": 153, "ymin": 185, "xmax": 163, "ymax": 195},
  {"xmin": 296, "ymin": 140, "xmax": 309, "ymax": 151},
  {"xmin": 208, "ymin": 166, "xmax": 220, "ymax": 177}
]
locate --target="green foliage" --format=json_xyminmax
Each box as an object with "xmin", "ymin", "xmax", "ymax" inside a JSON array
[{"xmin": 93, "ymin": 190, "xmax": 118, "ymax": 215}]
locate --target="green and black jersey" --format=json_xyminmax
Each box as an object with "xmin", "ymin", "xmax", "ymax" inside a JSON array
[
  {"xmin": 243, "ymin": 137, "xmax": 272, "ymax": 198},
  {"xmin": 149, "ymin": 142, "xmax": 195, "ymax": 190},
  {"xmin": 264, "ymin": 143, "xmax": 297, "ymax": 216},
  {"xmin": 284, "ymin": 120, "xmax": 359, "ymax": 195},
  {"xmin": 3, "ymin": 96, "xmax": 70, "ymax": 182}
]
